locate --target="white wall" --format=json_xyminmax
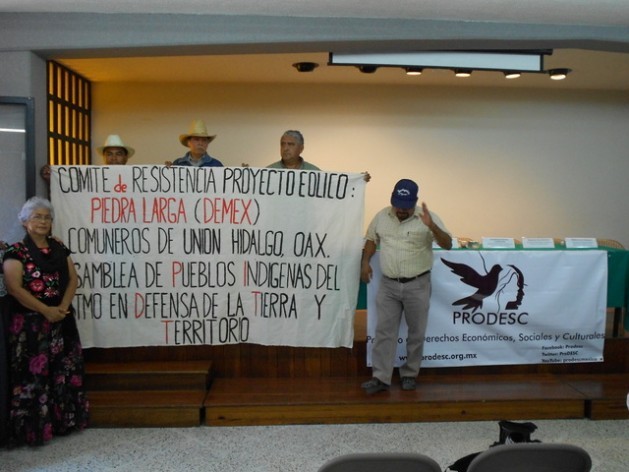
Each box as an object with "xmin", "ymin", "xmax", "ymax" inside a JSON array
[{"xmin": 92, "ymin": 82, "xmax": 629, "ymax": 247}]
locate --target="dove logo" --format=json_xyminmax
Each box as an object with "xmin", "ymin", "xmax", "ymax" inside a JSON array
[
  {"xmin": 396, "ymin": 189, "xmax": 412, "ymax": 197},
  {"xmin": 441, "ymin": 257, "xmax": 527, "ymax": 325}
]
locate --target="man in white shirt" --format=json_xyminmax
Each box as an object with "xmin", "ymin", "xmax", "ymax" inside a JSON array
[{"xmin": 360, "ymin": 179, "xmax": 452, "ymax": 394}]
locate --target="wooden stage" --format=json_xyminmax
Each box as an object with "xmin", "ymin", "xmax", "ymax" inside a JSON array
[{"xmin": 83, "ymin": 312, "xmax": 629, "ymax": 427}]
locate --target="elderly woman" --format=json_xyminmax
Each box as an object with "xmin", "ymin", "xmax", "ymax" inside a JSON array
[
  {"xmin": 2, "ymin": 197, "xmax": 88, "ymax": 447},
  {"xmin": 1, "ymin": 239, "xmax": 9, "ymax": 447}
]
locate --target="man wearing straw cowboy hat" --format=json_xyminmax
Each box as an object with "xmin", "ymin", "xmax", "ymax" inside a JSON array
[
  {"xmin": 165, "ymin": 119, "xmax": 224, "ymax": 168},
  {"xmin": 39, "ymin": 134, "xmax": 134, "ymax": 188},
  {"xmin": 97, "ymin": 134, "xmax": 135, "ymax": 165}
]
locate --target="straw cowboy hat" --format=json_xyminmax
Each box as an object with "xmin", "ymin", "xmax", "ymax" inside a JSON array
[
  {"xmin": 179, "ymin": 119, "xmax": 217, "ymax": 146},
  {"xmin": 96, "ymin": 134, "xmax": 135, "ymax": 157}
]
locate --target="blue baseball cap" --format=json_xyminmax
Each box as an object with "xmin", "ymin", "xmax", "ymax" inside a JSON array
[{"xmin": 390, "ymin": 179, "xmax": 419, "ymax": 209}]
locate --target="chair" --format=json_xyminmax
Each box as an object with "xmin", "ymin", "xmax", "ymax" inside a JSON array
[
  {"xmin": 596, "ymin": 238, "xmax": 625, "ymax": 249},
  {"xmin": 466, "ymin": 443, "xmax": 592, "ymax": 472},
  {"xmin": 318, "ymin": 452, "xmax": 441, "ymax": 472}
]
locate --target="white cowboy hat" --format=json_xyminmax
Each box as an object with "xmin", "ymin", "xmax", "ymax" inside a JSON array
[
  {"xmin": 179, "ymin": 119, "xmax": 217, "ymax": 147},
  {"xmin": 96, "ymin": 134, "xmax": 135, "ymax": 158}
]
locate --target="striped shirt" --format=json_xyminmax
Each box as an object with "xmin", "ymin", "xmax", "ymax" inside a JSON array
[{"xmin": 365, "ymin": 206, "xmax": 449, "ymax": 278}]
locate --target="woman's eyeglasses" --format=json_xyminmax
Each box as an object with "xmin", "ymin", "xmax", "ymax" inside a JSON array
[{"xmin": 30, "ymin": 214, "xmax": 53, "ymax": 222}]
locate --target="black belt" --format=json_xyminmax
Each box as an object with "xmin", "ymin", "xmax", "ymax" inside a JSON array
[{"xmin": 385, "ymin": 270, "xmax": 430, "ymax": 283}]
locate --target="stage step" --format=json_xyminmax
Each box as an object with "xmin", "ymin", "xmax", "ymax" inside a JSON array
[
  {"xmin": 85, "ymin": 360, "xmax": 212, "ymax": 391},
  {"xmin": 89, "ymin": 390, "xmax": 208, "ymax": 427},
  {"xmin": 85, "ymin": 361, "xmax": 212, "ymax": 427},
  {"xmin": 203, "ymin": 374, "xmax": 629, "ymax": 426}
]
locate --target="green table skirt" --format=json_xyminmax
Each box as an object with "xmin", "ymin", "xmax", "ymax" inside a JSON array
[{"xmin": 357, "ymin": 247, "xmax": 629, "ymax": 330}]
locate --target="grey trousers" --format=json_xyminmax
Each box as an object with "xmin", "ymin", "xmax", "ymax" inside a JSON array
[{"xmin": 372, "ymin": 274, "xmax": 431, "ymax": 385}]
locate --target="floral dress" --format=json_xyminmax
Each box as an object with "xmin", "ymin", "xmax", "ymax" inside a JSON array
[
  {"xmin": 3, "ymin": 241, "xmax": 89, "ymax": 447},
  {"xmin": 1, "ymin": 243, "xmax": 9, "ymax": 446}
]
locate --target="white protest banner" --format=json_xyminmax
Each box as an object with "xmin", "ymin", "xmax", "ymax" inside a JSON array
[
  {"xmin": 50, "ymin": 166, "xmax": 366, "ymax": 348},
  {"xmin": 367, "ymin": 250, "xmax": 607, "ymax": 367}
]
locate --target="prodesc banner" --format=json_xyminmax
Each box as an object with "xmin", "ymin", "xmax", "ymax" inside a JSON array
[
  {"xmin": 367, "ymin": 250, "xmax": 607, "ymax": 367},
  {"xmin": 50, "ymin": 165, "xmax": 366, "ymax": 348}
]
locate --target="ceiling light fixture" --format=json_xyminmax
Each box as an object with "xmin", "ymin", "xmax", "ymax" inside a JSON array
[
  {"xmin": 292, "ymin": 62, "xmax": 319, "ymax": 73},
  {"xmin": 327, "ymin": 51, "xmax": 571, "ymax": 81},
  {"xmin": 548, "ymin": 68, "xmax": 571, "ymax": 80},
  {"xmin": 357, "ymin": 65, "xmax": 378, "ymax": 74},
  {"xmin": 405, "ymin": 67, "xmax": 423, "ymax": 76},
  {"xmin": 504, "ymin": 71, "xmax": 522, "ymax": 79},
  {"xmin": 0, "ymin": 127, "xmax": 26, "ymax": 133}
]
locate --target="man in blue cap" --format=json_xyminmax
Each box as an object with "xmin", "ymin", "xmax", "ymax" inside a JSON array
[{"xmin": 360, "ymin": 179, "xmax": 452, "ymax": 394}]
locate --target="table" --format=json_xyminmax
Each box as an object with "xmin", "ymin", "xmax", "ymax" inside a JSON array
[
  {"xmin": 601, "ymin": 246, "xmax": 629, "ymax": 334},
  {"xmin": 357, "ymin": 246, "xmax": 629, "ymax": 336}
]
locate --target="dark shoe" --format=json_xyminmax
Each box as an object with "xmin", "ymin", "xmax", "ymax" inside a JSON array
[
  {"xmin": 401, "ymin": 376, "xmax": 417, "ymax": 391},
  {"xmin": 361, "ymin": 377, "xmax": 389, "ymax": 394}
]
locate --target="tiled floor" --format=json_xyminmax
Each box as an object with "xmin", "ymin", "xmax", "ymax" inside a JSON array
[{"xmin": 2, "ymin": 419, "xmax": 628, "ymax": 471}]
